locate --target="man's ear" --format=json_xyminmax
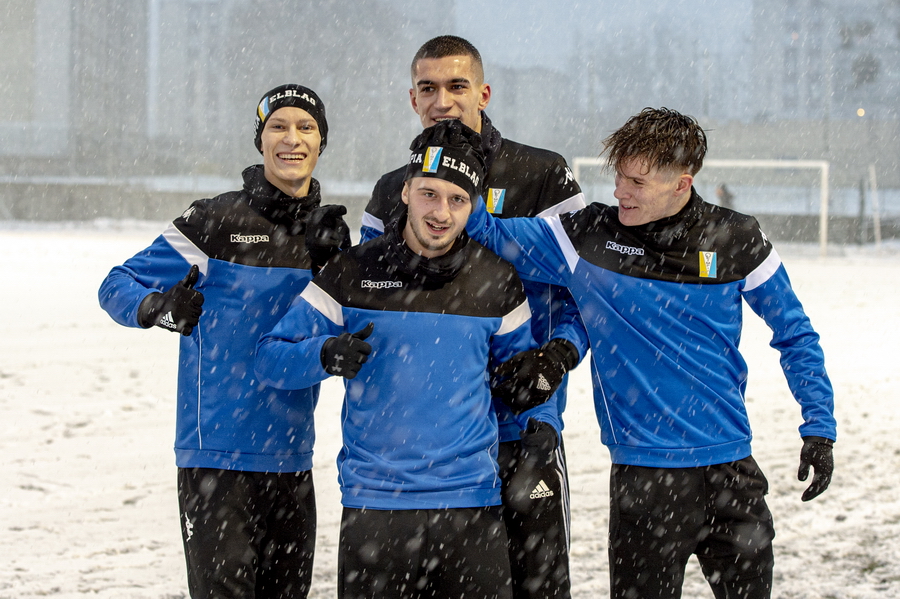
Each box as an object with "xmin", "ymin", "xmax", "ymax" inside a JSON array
[
  {"xmin": 675, "ymin": 173, "xmax": 693, "ymax": 195},
  {"xmin": 401, "ymin": 181, "xmax": 411, "ymax": 206},
  {"xmin": 478, "ymin": 83, "xmax": 492, "ymax": 111},
  {"xmin": 409, "ymin": 88, "xmax": 418, "ymax": 115}
]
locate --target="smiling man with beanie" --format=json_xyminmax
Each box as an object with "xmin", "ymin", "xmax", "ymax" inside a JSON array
[
  {"xmin": 99, "ymin": 83, "xmax": 348, "ymax": 599},
  {"xmin": 359, "ymin": 35, "xmax": 588, "ymax": 599},
  {"xmin": 257, "ymin": 119, "xmax": 573, "ymax": 599}
]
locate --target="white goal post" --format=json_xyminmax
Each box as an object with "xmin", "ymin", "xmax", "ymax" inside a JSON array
[{"xmin": 573, "ymin": 158, "xmax": 831, "ymax": 257}]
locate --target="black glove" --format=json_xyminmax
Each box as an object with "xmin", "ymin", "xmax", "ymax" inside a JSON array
[
  {"xmin": 305, "ymin": 204, "xmax": 351, "ymax": 274},
  {"xmin": 320, "ymin": 322, "xmax": 374, "ymax": 379},
  {"xmin": 519, "ymin": 418, "xmax": 559, "ymax": 468},
  {"xmin": 798, "ymin": 436, "xmax": 834, "ymax": 501},
  {"xmin": 491, "ymin": 338, "xmax": 579, "ymax": 414},
  {"xmin": 137, "ymin": 265, "xmax": 204, "ymax": 336},
  {"xmin": 502, "ymin": 418, "xmax": 560, "ymax": 514}
]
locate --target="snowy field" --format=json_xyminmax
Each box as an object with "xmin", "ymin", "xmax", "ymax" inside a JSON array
[{"xmin": 1, "ymin": 222, "xmax": 899, "ymax": 599}]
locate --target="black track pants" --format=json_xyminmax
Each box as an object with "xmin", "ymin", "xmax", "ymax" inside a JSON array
[
  {"xmin": 608, "ymin": 456, "xmax": 775, "ymax": 599},
  {"xmin": 177, "ymin": 467, "xmax": 316, "ymax": 599},
  {"xmin": 498, "ymin": 438, "xmax": 571, "ymax": 599},
  {"xmin": 338, "ymin": 505, "xmax": 512, "ymax": 599}
]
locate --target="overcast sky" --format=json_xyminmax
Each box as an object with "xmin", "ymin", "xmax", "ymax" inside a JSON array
[{"xmin": 445, "ymin": 0, "xmax": 753, "ymax": 71}]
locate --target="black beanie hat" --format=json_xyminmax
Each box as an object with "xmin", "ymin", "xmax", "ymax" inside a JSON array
[
  {"xmin": 254, "ymin": 84, "xmax": 328, "ymax": 155},
  {"xmin": 404, "ymin": 120, "xmax": 485, "ymax": 200}
]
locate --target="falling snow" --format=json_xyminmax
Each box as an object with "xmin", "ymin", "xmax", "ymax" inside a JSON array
[{"xmin": 0, "ymin": 223, "xmax": 897, "ymax": 598}]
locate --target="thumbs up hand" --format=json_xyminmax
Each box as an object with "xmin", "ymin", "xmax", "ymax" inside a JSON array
[
  {"xmin": 137, "ymin": 264, "xmax": 205, "ymax": 336},
  {"xmin": 320, "ymin": 322, "xmax": 374, "ymax": 379}
]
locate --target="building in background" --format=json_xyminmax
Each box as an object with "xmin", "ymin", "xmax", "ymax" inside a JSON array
[{"xmin": 1, "ymin": 0, "xmax": 898, "ymax": 239}]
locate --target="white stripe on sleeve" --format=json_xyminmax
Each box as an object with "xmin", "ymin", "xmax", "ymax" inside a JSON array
[
  {"xmin": 535, "ymin": 192, "xmax": 587, "ymax": 218},
  {"xmin": 299, "ymin": 283, "xmax": 344, "ymax": 327},
  {"xmin": 163, "ymin": 224, "xmax": 209, "ymax": 275},
  {"xmin": 744, "ymin": 249, "xmax": 782, "ymax": 292},
  {"xmin": 360, "ymin": 212, "xmax": 385, "ymax": 235},
  {"xmin": 546, "ymin": 215, "xmax": 580, "ymax": 274},
  {"xmin": 497, "ymin": 300, "xmax": 532, "ymax": 336}
]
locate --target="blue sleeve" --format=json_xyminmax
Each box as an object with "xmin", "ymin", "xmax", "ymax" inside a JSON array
[
  {"xmin": 466, "ymin": 196, "xmax": 572, "ymax": 287},
  {"xmin": 359, "ymin": 218, "xmax": 384, "ymax": 243},
  {"xmin": 255, "ymin": 293, "xmax": 341, "ymax": 390},
  {"xmin": 488, "ymin": 302, "xmax": 538, "ymax": 368},
  {"xmin": 98, "ymin": 233, "xmax": 195, "ymax": 328},
  {"xmin": 488, "ymin": 301, "xmax": 565, "ymax": 434},
  {"xmin": 743, "ymin": 264, "xmax": 837, "ymax": 441},
  {"xmin": 550, "ymin": 299, "xmax": 589, "ymax": 363},
  {"xmin": 359, "ymin": 187, "xmax": 386, "ymax": 243},
  {"xmin": 359, "ymin": 221, "xmax": 382, "ymax": 244},
  {"xmin": 513, "ymin": 299, "xmax": 588, "ymax": 436},
  {"xmin": 513, "ymin": 393, "xmax": 563, "ymax": 436}
]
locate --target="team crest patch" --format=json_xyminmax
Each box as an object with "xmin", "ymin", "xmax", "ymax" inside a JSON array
[
  {"xmin": 423, "ymin": 147, "xmax": 443, "ymax": 173},
  {"xmin": 699, "ymin": 251, "xmax": 717, "ymax": 278},
  {"xmin": 257, "ymin": 96, "xmax": 272, "ymax": 121},
  {"xmin": 487, "ymin": 188, "xmax": 506, "ymax": 214}
]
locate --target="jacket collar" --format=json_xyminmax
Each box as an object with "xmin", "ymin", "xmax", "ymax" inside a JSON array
[
  {"xmin": 478, "ymin": 112, "xmax": 504, "ymax": 174},
  {"xmin": 383, "ymin": 213, "xmax": 470, "ymax": 285},
  {"xmin": 242, "ymin": 164, "xmax": 322, "ymax": 233}
]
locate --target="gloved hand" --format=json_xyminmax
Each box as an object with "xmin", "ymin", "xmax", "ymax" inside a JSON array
[
  {"xmin": 519, "ymin": 418, "xmax": 559, "ymax": 468},
  {"xmin": 320, "ymin": 322, "xmax": 374, "ymax": 379},
  {"xmin": 137, "ymin": 264, "xmax": 204, "ymax": 336},
  {"xmin": 305, "ymin": 204, "xmax": 351, "ymax": 274},
  {"xmin": 798, "ymin": 436, "xmax": 834, "ymax": 501},
  {"xmin": 502, "ymin": 418, "xmax": 560, "ymax": 514},
  {"xmin": 491, "ymin": 338, "xmax": 578, "ymax": 414}
]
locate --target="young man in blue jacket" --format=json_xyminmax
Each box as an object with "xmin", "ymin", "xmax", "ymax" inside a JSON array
[
  {"xmin": 256, "ymin": 120, "xmax": 577, "ymax": 599},
  {"xmin": 98, "ymin": 84, "xmax": 349, "ymax": 599},
  {"xmin": 361, "ymin": 35, "xmax": 587, "ymax": 599},
  {"xmin": 466, "ymin": 107, "xmax": 837, "ymax": 599}
]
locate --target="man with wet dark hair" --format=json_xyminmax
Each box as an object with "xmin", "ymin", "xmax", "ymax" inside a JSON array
[
  {"xmin": 361, "ymin": 34, "xmax": 588, "ymax": 599},
  {"xmin": 602, "ymin": 107, "xmax": 707, "ymax": 176},
  {"xmin": 466, "ymin": 107, "xmax": 837, "ymax": 599}
]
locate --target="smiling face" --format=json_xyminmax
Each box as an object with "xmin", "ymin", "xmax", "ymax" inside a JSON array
[
  {"xmin": 613, "ymin": 157, "xmax": 694, "ymax": 226},
  {"xmin": 409, "ymin": 55, "xmax": 491, "ymax": 132},
  {"xmin": 400, "ymin": 177, "xmax": 472, "ymax": 258},
  {"xmin": 260, "ymin": 106, "xmax": 321, "ymax": 197}
]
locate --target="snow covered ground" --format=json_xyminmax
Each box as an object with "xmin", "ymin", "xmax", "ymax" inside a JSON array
[{"xmin": 1, "ymin": 222, "xmax": 898, "ymax": 599}]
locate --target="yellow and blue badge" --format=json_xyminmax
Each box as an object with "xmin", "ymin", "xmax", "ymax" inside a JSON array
[
  {"xmin": 486, "ymin": 188, "xmax": 506, "ymax": 214},
  {"xmin": 257, "ymin": 96, "xmax": 271, "ymax": 121},
  {"xmin": 699, "ymin": 251, "xmax": 717, "ymax": 278},
  {"xmin": 423, "ymin": 147, "xmax": 443, "ymax": 173}
]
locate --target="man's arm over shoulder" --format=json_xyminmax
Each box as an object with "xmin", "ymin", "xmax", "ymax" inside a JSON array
[{"xmin": 467, "ymin": 196, "xmax": 582, "ymax": 288}]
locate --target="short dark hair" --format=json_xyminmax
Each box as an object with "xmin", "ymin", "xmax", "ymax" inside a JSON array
[
  {"xmin": 602, "ymin": 107, "xmax": 707, "ymax": 175},
  {"xmin": 411, "ymin": 35, "xmax": 484, "ymax": 81}
]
